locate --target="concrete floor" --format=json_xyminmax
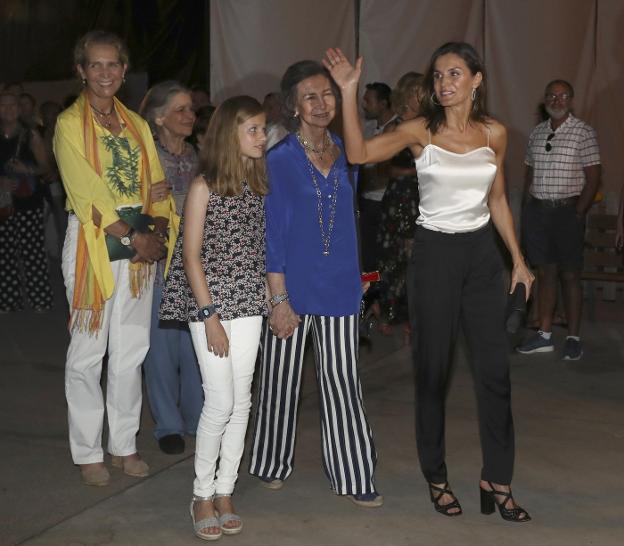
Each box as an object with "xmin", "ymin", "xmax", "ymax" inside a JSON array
[{"xmin": 1, "ymin": 262, "xmax": 623, "ymax": 546}]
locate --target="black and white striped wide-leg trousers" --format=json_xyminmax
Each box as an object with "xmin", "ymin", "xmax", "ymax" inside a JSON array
[{"xmin": 249, "ymin": 314, "xmax": 379, "ymax": 495}]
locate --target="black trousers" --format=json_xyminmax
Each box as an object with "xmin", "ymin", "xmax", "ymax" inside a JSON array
[
  {"xmin": 410, "ymin": 224, "xmax": 514, "ymax": 484},
  {"xmin": 358, "ymin": 197, "xmax": 383, "ymax": 273}
]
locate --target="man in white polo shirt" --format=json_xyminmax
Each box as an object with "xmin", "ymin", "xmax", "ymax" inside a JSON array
[{"xmin": 517, "ymin": 79, "xmax": 601, "ymax": 360}]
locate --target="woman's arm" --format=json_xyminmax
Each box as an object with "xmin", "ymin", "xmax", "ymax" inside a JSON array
[
  {"xmin": 264, "ymin": 157, "xmax": 300, "ymax": 339},
  {"xmin": 384, "ymin": 122, "xmax": 418, "ymax": 178},
  {"xmin": 53, "ymin": 117, "xmax": 121, "ymax": 230},
  {"xmin": 487, "ymin": 121, "xmax": 534, "ymax": 297},
  {"xmin": 143, "ymin": 126, "xmax": 172, "ymax": 235},
  {"xmin": 29, "ymin": 129, "xmax": 51, "ymax": 175},
  {"xmin": 54, "ymin": 117, "xmax": 165, "ymax": 262},
  {"xmin": 266, "ymin": 271, "xmax": 300, "ymax": 339},
  {"xmin": 323, "ymin": 48, "xmax": 423, "ymax": 164},
  {"xmin": 182, "ymin": 176, "xmax": 228, "ymax": 357}
]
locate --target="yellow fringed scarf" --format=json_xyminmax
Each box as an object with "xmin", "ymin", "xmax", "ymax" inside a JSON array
[{"xmin": 70, "ymin": 92, "xmax": 154, "ymax": 334}]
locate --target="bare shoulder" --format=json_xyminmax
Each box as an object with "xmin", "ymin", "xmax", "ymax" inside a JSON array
[
  {"xmin": 183, "ymin": 175, "xmax": 210, "ymax": 221},
  {"xmin": 484, "ymin": 117, "xmax": 507, "ymax": 140},
  {"xmin": 188, "ymin": 175, "xmax": 210, "ymax": 199},
  {"xmin": 485, "ymin": 118, "xmax": 507, "ymax": 155}
]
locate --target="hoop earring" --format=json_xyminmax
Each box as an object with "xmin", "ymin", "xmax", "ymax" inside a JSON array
[
  {"xmin": 471, "ymin": 88, "xmax": 477, "ymax": 101},
  {"xmin": 430, "ymin": 92, "xmax": 440, "ymax": 106}
]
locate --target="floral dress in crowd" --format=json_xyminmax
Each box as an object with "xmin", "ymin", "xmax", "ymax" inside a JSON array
[{"xmin": 376, "ymin": 145, "xmax": 419, "ymax": 323}]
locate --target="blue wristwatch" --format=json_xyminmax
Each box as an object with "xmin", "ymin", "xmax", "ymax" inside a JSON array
[{"xmin": 198, "ymin": 304, "xmax": 217, "ymax": 321}]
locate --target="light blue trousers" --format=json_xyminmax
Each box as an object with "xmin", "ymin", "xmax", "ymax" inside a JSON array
[{"xmin": 143, "ymin": 283, "xmax": 204, "ymax": 439}]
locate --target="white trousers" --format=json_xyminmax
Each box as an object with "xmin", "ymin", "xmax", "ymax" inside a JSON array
[
  {"xmin": 62, "ymin": 215, "xmax": 154, "ymax": 464},
  {"xmin": 189, "ymin": 315, "xmax": 262, "ymax": 497}
]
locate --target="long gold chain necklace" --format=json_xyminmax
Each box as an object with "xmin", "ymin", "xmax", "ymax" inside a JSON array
[{"xmin": 298, "ymin": 134, "xmax": 339, "ymax": 256}]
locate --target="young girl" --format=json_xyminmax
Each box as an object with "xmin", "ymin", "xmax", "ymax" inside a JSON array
[{"xmin": 160, "ymin": 95, "xmax": 268, "ymax": 540}]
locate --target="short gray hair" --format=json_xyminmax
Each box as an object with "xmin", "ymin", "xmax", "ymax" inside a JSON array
[
  {"xmin": 74, "ymin": 30, "xmax": 129, "ymax": 70},
  {"xmin": 139, "ymin": 80, "xmax": 190, "ymax": 133}
]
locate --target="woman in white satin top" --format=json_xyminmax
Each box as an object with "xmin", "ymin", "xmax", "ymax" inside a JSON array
[
  {"xmin": 326, "ymin": 41, "xmax": 534, "ymax": 523},
  {"xmin": 415, "ymin": 135, "xmax": 497, "ymax": 233}
]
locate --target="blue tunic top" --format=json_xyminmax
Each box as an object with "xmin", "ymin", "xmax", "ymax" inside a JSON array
[{"xmin": 265, "ymin": 133, "xmax": 362, "ymax": 316}]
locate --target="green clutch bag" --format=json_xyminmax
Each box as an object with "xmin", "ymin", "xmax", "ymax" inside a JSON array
[{"xmin": 106, "ymin": 207, "xmax": 155, "ymax": 261}]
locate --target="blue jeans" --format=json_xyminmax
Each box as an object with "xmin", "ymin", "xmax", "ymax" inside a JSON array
[{"xmin": 143, "ymin": 283, "xmax": 203, "ymax": 439}]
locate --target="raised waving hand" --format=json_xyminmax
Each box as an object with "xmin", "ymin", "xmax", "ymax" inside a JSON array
[{"xmin": 322, "ymin": 48, "xmax": 363, "ymax": 90}]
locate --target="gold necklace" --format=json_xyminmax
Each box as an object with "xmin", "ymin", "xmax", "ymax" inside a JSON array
[
  {"xmin": 90, "ymin": 103, "xmax": 115, "ymax": 129},
  {"xmin": 296, "ymin": 130, "xmax": 332, "ymax": 161}
]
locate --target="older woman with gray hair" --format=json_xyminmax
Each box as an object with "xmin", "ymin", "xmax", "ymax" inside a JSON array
[
  {"xmin": 248, "ymin": 60, "xmax": 382, "ymax": 507},
  {"xmin": 139, "ymin": 81, "xmax": 203, "ymax": 455}
]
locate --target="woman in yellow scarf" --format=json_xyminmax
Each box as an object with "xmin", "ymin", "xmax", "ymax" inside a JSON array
[{"xmin": 54, "ymin": 30, "xmax": 176, "ymax": 487}]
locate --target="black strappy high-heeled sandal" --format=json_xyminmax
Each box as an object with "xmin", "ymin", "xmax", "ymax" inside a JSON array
[
  {"xmin": 480, "ymin": 481, "xmax": 531, "ymax": 523},
  {"xmin": 429, "ymin": 483, "xmax": 463, "ymax": 517}
]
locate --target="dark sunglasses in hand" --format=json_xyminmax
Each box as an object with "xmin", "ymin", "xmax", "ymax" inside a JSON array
[{"xmin": 545, "ymin": 133, "xmax": 555, "ymax": 152}]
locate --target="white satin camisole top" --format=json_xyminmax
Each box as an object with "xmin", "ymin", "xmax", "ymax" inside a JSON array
[{"xmin": 415, "ymin": 131, "xmax": 497, "ymax": 234}]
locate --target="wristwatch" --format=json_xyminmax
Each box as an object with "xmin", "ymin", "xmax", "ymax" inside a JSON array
[
  {"xmin": 198, "ymin": 304, "xmax": 217, "ymax": 321},
  {"xmin": 120, "ymin": 227, "xmax": 136, "ymax": 247}
]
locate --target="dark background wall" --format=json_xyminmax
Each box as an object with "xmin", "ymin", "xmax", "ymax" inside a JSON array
[{"xmin": 0, "ymin": 0, "xmax": 210, "ymax": 85}]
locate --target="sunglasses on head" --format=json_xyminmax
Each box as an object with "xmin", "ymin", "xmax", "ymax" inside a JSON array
[{"xmin": 545, "ymin": 133, "xmax": 555, "ymax": 152}]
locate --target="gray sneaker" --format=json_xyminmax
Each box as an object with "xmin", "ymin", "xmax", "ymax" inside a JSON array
[
  {"xmin": 562, "ymin": 338, "xmax": 583, "ymax": 360},
  {"xmin": 516, "ymin": 332, "xmax": 555, "ymax": 354}
]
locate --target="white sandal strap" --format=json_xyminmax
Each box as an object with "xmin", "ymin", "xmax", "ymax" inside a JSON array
[
  {"xmin": 218, "ymin": 513, "xmax": 241, "ymax": 525},
  {"xmin": 194, "ymin": 516, "xmax": 221, "ymax": 532}
]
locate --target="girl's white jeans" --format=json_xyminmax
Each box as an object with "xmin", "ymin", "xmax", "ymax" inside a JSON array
[{"xmin": 189, "ymin": 315, "xmax": 262, "ymax": 497}]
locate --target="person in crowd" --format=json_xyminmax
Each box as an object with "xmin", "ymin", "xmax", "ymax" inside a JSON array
[
  {"xmin": 516, "ymin": 79, "xmax": 601, "ymax": 360},
  {"xmin": 325, "ymin": 42, "xmax": 532, "ymax": 522},
  {"xmin": 38, "ymin": 100, "xmax": 66, "ymax": 257},
  {"xmin": 139, "ymin": 80, "xmax": 203, "ymax": 455},
  {"xmin": 19, "ymin": 92, "xmax": 40, "ymax": 129},
  {"xmin": 616, "ymin": 185, "xmax": 624, "ymax": 250},
  {"xmin": 188, "ymin": 104, "xmax": 216, "ymax": 151},
  {"xmin": 63, "ymin": 94, "xmax": 78, "ymax": 109},
  {"xmin": 375, "ymin": 72, "xmax": 424, "ymax": 336},
  {"xmin": 190, "ymin": 84, "xmax": 212, "ymax": 112},
  {"xmin": 248, "ymin": 60, "xmax": 383, "ymax": 508},
  {"xmin": 262, "ymin": 92, "xmax": 288, "ymax": 150},
  {"xmin": 2, "ymin": 82, "xmax": 24, "ymax": 96},
  {"xmin": 0, "ymin": 90, "xmax": 54, "ymax": 312},
  {"xmin": 359, "ymin": 81, "xmax": 397, "ymax": 274},
  {"xmin": 160, "ymin": 95, "xmax": 268, "ymax": 540},
  {"xmin": 53, "ymin": 30, "xmax": 175, "ymax": 487},
  {"xmin": 393, "ymin": 72, "xmax": 425, "ymax": 122}
]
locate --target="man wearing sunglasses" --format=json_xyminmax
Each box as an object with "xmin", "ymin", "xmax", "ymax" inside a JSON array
[{"xmin": 518, "ymin": 79, "xmax": 601, "ymax": 360}]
